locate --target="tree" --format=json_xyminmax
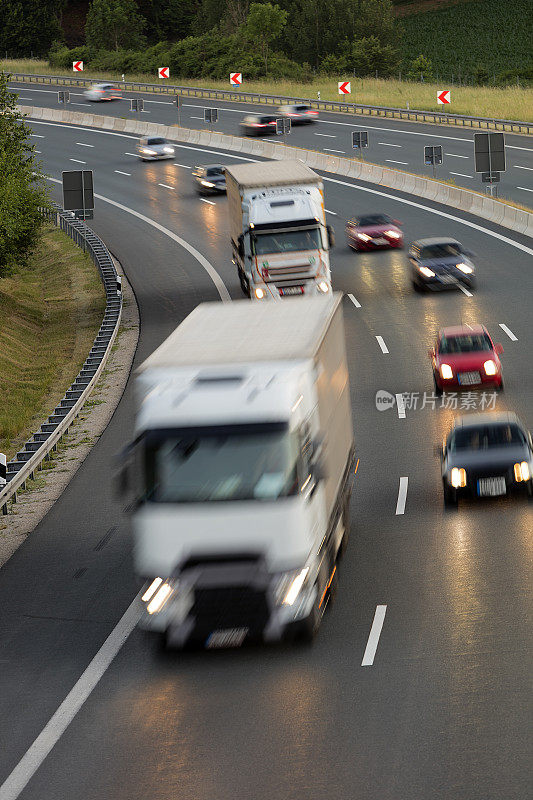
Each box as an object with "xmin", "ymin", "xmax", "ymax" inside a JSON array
[
  {"xmin": 0, "ymin": 73, "xmax": 48, "ymax": 277},
  {"xmin": 136, "ymin": 0, "xmax": 200, "ymax": 42},
  {"xmin": 85, "ymin": 0, "xmax": 146, "ymax": 51},
  {"xmin": 0, "ymin": 0, "xmax": 64, "ymax": 58},
  {"xmin": 407, "ymin": 54, "xmax": 433, "ymax": 82},
  {"xmin": 244, "ymin": 3, "xmax": 288, "ymax": 74}
]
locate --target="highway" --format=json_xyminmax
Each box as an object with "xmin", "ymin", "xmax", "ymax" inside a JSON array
[
  {"xmin": 0, "ymin": 114, "xmax": 531, "ymax": 800},
  {"xmin": 9, "ymin": 79, "xmax": 533, "ymax": 205}
]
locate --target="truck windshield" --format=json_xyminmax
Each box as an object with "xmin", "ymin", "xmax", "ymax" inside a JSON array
[
  {"xmin": 144, "ymin": 423, "xmax": 300, "ymax": 503},
  {"xmin": 252, "ymin": 228, "xmax": 321, "ymax": 255}
]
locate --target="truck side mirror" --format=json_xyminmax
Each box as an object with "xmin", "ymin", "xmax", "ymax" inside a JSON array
[
  {"xmin": 237, "ymin": 234, "xmax": 245, "ymax": 258},
  {"xmin": 326, "ymin": 225, "xmax": 335, "ymax": 248}
]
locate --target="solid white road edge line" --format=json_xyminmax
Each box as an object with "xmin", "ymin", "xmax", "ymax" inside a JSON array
[
  {"xmin": 378, "ymin": 142, "xmax": 402, "ymax": 147},
  {"xmin": 517, "ymin": 186, "xmax": 533, "ymax": 193},
  {"xmin": 173, "ymin": 163, "xmax": 192, "ymax": 168},
  {"xmin": 361, "ymin": 605, "xmax": 387, "ymax": 666},
  {"xmin": 0, "ymin": 595, "xmax": 142, "ymax": 800},
  {"xmin": 396, "ymin": 393, "xmax": 406, "ymax": 419},
  {"xmin": 314, "ymin": 132, "xmax": 336, "ymax": 138},
  {"xmin": 385, "ymin": 159, "xmax": 408, "ymax": 165},
  {"xmin": 396, "ymin": 477, "xmax": 408, "ymax": 515},
  {"xmin": 515, "ymin": 165, "xmax": 533, "ymax": 171},
  {"xmin": 445, "ymin": 153, "xmax": 469, "ymax": 158},
  {"xmin": 499, "ymin": 323, "xmax": 518, "ymax": 341},
  {"xmin": 376, "ymin": 335, "xmax": 389, "ymax": 353},
  {"xmin": 45, "ymin": 176, "xmax": 231, "ymax": 302},
  {"xmin": 449, "ymin": 171, "xmax": 473, "ymax": 179},
  {"xmin": 347, "ymin": 293, "xmax": 361, "ymax": 308},
  {"xmin": 324, "ymin": 148, "xmax": 346, "ymax": 154}
]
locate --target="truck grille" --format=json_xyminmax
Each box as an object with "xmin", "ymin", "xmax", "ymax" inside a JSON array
[{"xmin": 192, "ymin": 586, "xmax": 269, "ymax": 635}]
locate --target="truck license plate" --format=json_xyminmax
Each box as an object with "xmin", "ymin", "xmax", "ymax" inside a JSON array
[
  {"xmin": 206, "ymin": 628, "xmax": 248, "ymax": 648},
  {"xmin": 458, "ymin": 371, "xmax": 481, "ymax": 385},
  {"xmin": 279, "ymin": 286, "xmax": 304, "ymax": 296},
  {"xmin": 477, "ymin": 477, "xmax": 506, "ymax": 497}
]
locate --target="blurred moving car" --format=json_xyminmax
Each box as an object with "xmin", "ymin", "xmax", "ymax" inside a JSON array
[
  {"xmin": 192, "ymin": 164, "xmax": 226, "ymax": 195},
  {"xmin": 346, "ymin": 213, "xmax": 403, "ymax": 251},
  {"xmin": 277, "ymin": 104, "xmax": 318, "ymax": 123},
  {"xmin": 438, "ymin": 413, "xmax": 533, "ymax": 506},
  {"xmin": 409, "ymin": 237, "xmax": 476, "ymax": 291},
  {"xmin": 137, "ymin": 137, "xmax": 175, "ymax": 161},
  {"xmin": 429, "ymin": 324, "xmax": 504, "ymax": 394},
  {"xmin": 240, "ymin": 114, "xmax": 278, "ymax": 136},
  {"xmin": 83, "ymin": 83, "xmax": 122, "ymax": 102}
]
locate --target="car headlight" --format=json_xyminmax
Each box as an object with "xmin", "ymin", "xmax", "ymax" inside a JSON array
[
  {"xmin": 142, "ymin": 148, "xmax": 157, "ymax": 155},
  {"xmin": 456, "ymin": 262, "xmax": 473, "ymax": 274},
  {"xmin": 163, "ymin": 146, "xmax": 174, "ymax": 153},
  {"xmin": 200, "ymin": 180, "xmax": 216, "ymax": 187},
  {"xmin": 254, "ymin": 287, "xmax": 265, "ymax": 299},
  {"xmin": 419, "ymin": 266, "xmax": 435, "ymax": 277},
  {"xmin": 273, "ymin": 567, "xmax": 310, "ymax": 606},
  {"xmin": 483, "ymin": 359, "xmax": 497, "ymax": 375},
  {"xmin": 145, "ymin": 581, "xmax": 173, "ymax": 614},
  {"xmin": 357, "ymin": 233, "xmax": 371, "ymax": 241},
  {"xmin": 440, "ymin": 363, "xmax": 454, "ymax": 380},
  {"xmin": 514, "ymin": 461, "xmax": 530, "ymax": 482},
  {"xmin": 385, "ymin": 230, "xmax": 401, "ymax": 239},
  {"xmin": 450, "ymin": 467, "xmax": 467, "ymax": 488},
  {"xmin": 317, "ymin": 280, "xmax": 330, "ymax": 293}
]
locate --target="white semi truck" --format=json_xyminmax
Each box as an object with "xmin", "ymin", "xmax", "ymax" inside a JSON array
[
  {"xmin": 126, "ymin": 294, "xmax": 355, "ymax": 648},
  {"xmin": 225, "ymin": 160, "xmax": 335, "ymax": 300}
]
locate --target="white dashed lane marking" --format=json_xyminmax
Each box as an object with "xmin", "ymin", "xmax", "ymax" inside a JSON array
[
  {"xmin": 376, "ymin": 336, "xmax": 389, "ymax": 353},
  {"xmin": 347, "ymin": 294, "xmax": 361, "ymax": 308},
  {"xmin": 361, "ymin": 605, "xmax": 387, "ymax": 667},
  {"xmin": 395, "ymin": 477, "xmax": 408, "ymax": 515},
  {"xmin": 499, "ymin": 323, "xmax": 518, "ymax": 341}
]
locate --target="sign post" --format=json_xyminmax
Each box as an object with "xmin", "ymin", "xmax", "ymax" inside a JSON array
[
  {"xmin": 204, "ymin": 107, "xmax": 218, "ymax": 131},
  {"xmin": 62, "ymin": 170, "xmax": 94, "ymax": 221},
  {"xmin": 175, "ymin": 95, "xmax": 181, "ymax": 127},
  {"xmin": 352, "ymin": 130, "xmax": 369, "ymax": 160},
  {"xmin": 424, "ymin": 145, "xmax": 443, "ymax": 178},
  {"xmin": 474, "ymin": 132, "xmax": 505, "ymax": 197},
  {"xmin": 130, "ymin": 98, "xmax": 144, "ymax": 114},
  {"xmin": 58, "ymin": 91, "xmax": 70, "ymax": 104},
  {"xmin": 276, "ymin": 117, "xmax": 291, "ymax": 146}
]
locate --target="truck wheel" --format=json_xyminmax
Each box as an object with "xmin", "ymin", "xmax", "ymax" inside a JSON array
[
  {"xmin": 238, "ymin": 269, "xmax": 250, "ymax": 297},
  {"xmin": 443, "ymin": 484, "xmax": 458, "ymax": 509},
  {"xmin": 337, "ymin": 494, "xmax": 351, "ymax": 560},
  {"xmin": 295, "ymin": 589, "xmax": 321, "ymax": 644}
]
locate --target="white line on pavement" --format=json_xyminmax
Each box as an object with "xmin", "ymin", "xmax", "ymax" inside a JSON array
[
  {"xmin": 173, "ymin": 163, "xmax": 191, "ymax": 168},
  {"xmin": 324, "ymin": 148, "xmax": 346, "ymax": 154},
  {"xmin": 376, "ymin": 335, "xmax": 389, "ymax": 353},
  {"xmin": 34, "ymin": 150, "xmax": 41, "ymax": 153},
  {"xmin": 114, "ymin": 170, "xmax": 131, "ymax": 176},
  {"xmin": 361, "ymin": 605, "xmax": 387, "ymax": 666},
  {"xmin": 517, "ymin": 185, "xmax": 533, "ymax": 193},
  {"xmin": 76, "ymin": 142, "xmax": 94, "ymax": 147},
  {"xmin": 158, "ymin": 182, "xmax": 174, "ymax": 189},
  {"xmin": 378, "ymin": 142, "xmax": 402, "ymax": 147},
  {"xmin": 124, "ymin": 152, "xmax": 138, "ymax": 157},
  {"xmin": 31, "ymin": 133, "xmax": 44, "ymax": 138},
  {"xmin": 385, "ymin": 159, "xmax": 408, "ymax": 165},
  {"xmin": 459, "ymin": 285, "xmax": 473, "ymax": 296},
  {"xmin": 69, "ymin": 158, "xmax": 86, "ymax": 164},
  {"xmin": 325, "ymin": 209, "xmax": 337, "ymax": 215},
  {"xmin": 0, "ymin": 595, "xmax": 142, "ymax": 800},
  {"xmin": 200, "ymin": 197, "xmax": 216, "ymax": 205},
  {"xmin": 144, "ymin": 100, "xmax": 172, "ymax": 105},
  {"xmin": 514, "ymin": 164, "xmax": 533, "ymax": 171},
  {"xmin": 450, "ymin": 171, "xmax": 473, "ymax": 179},
  {"xmin": 70, "ymin": 102, "xmax": 88, "ymax": 107},
  {"xmin": 499, "ymin": 323, "xmax": 518, "ymax": 341},
  {"xmin": 314, "ymin": 132, "xmax": 336, "ymax": 138},
  {"xmin": 191, "ymin": 116, "xmax": 203, "ymax": 120},
  {"xmin": 347, "ymin": 293, "xmax": 361, "ymax": 308},
  {"xmin": 395, "ymin": 393, "xmax": 406, "ymax": 419},
  {"xmin": 395, "ymin": 477, "xmax": 408, "ymax": 515},
  {"xmin": 445, "ymin": 153, "xmax": 469, "ymax": 158}
]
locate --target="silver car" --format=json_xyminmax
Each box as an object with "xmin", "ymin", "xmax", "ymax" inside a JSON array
[
  {"xmin": 137, "ymin": 137, "xmax": 175, "ymax": 161},
  {"xmin": 83, "ymin": 83, "xmax": 122, "ymax": 102},
  {"xmin": 277, "ymin": 104, "xmax": 318, "ymax": 123}
]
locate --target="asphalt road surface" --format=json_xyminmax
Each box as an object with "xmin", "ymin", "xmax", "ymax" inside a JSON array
[
  {"xmin": 9, "ymin": 79, "xmax": 533, "ymax": 206},
  {"xmin": 0, "ymin": 116, "xmax": 531, "ymax": 800}
]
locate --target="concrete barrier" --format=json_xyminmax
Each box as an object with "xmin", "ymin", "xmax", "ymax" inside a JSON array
[{"xmin": 19, "ymin": 105, "xmax": 533, "ymax": 241}]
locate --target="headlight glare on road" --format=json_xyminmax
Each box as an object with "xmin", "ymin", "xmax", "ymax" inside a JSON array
[
  {"xmin": 419, "ymin": 266, "xmax": 435, "ymax": 277},
  {"xmin": 514, "ymin": 461, "xmax": 530, "ymax": 482},
  {"xmin": 146, "ymin": 582, "xmax": 173, "ymax": 614},
  {"xmin": 440, "ymin": 363, "xmax": 453, "ymax": 380},
  {"xmin": 456, "ymin": 262, "xmax": 473, "ymax": 274},
  {"xmin": 451, "ymin": 467, "xmax": 467, "ymax": 488},
  {"xmin": 317, "ymin": 280, "xmax": 330, "ymax": 293},
  {"xmin": 483, "ymin": 359, "xmax": 497, "ymax": 375},
  {"xmin": 357, "ymin": 233, "xmax": 371, "ymax": 241}
]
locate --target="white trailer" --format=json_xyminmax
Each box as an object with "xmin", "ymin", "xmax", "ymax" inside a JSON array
[
  {"xmin": 225, "ymin": 159, "xmax": 335, "ymax": 300},
  {"xmin": 127, "ymin": 294, "xmax": 355, "ymax": 648}
]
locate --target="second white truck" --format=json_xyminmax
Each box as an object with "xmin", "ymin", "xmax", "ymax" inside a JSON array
[{"xmin": 225, "ymin": 159, "xmax": 334, "ymax": 300}]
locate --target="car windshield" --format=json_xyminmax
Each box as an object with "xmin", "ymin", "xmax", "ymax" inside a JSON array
[
  {"xmin": 295, "ymin": 106, "xmax": 309, "ymax": 111},
  {"xmin": 439, "ymin": 334, "xmax": 492, "ymax": 353},
  {"xmin": 147, "ymin": 138, "xmax": 166, "ymax": 145},
  {"xmin": 357, "ymin": 214, "xmax": 391, "ymax": 226},
  {"xmin": 206, "ymin": 167, "xmax": 224, "ymax": 176},
  {"xmin": 420, "ymin": 243, "xmax": 461, "ymax": 259},
  {"xmin": 144, "ymin": 424, "xmax": 299, "ymax": 503},
  {"xmin": 252, "ymin": 228, "xmax": 321, "ymax": 255},
  {"xmin": 450, "ymin": 424, "xmax": 526, "ymax": 451}
]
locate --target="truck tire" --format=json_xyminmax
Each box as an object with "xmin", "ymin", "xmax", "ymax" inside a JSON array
[
  {"xmin": 443, "ymin": 484, "xmax": 458, "ymax": 509},
  {"xmin": 337, "ymin": 493, "xmax": 351, "ymax": 560},
  {"xmin": 238, "ymin": 268, "xmax": 250, "ymax": 297}
]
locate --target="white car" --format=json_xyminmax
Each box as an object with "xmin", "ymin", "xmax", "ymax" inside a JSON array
[
  {"xmin": 137, "ymin": 136, "xmax": 175, "ymax": 161},
  {"xmin": 83, "ymin": 83, "xmax": 122, "ymax": 102},
  {"xmin": 277, "ymin": 104, "xmax": 318, "ymax": 123}
]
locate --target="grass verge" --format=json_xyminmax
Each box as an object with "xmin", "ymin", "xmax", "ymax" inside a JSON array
[
  {"xmin": 3, "ymin": 60, "xmax": 533, "ymax": 123},
  {"xmin": 0, "ymin": 225, "xmax": 106, "ymax": 460}
]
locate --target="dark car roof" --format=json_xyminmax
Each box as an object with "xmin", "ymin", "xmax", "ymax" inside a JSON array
[
  {"xmin": 244, "ymin": 114, "xmax": 275, "ymax": 122},
  {"xmin": 452, "ymin": 412, "xmax": 523, "ymax": 429}
]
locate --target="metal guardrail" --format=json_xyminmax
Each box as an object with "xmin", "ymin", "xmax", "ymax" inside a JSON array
[
  {"xmin": 0, "ymin": 205, "xmax": 122, "ymax": 515},
  {"xmin": 9, "ymin": 71, "xmax": 533, "ymax": 135}
]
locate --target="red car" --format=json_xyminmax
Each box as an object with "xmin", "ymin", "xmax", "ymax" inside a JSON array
[
  {"xmin": 429, "ymin": 325, "xmax": 504, "ymax": 394},
  {"xmin": 346, "ymin": 213, "xmax": 403, "ymax": 251}
]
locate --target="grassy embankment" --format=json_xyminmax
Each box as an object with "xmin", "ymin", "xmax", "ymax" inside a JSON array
[
  {"xmin": 3, "ymin": 59, "xmax": 533, "ymax": 123},
  {"xmin": 0, "ymin": 226, "xmax": 105, "ymax": 460}
]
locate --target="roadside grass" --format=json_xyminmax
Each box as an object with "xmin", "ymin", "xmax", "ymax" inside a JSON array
[
  {"xmin": 4, "ymin": 60, "xmax": 533, "ymax": 123},
  {"xmin": 0, "ymin": 225, "xmax": 105, "ymax": 460}
]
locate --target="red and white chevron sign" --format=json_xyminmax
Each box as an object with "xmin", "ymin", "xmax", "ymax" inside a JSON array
[
  {"xmin": 338, "ymin": 81, "xmax": 351, "ymax": 95},
  {"xmin": 230, "ymin": 72, "xmax": 242, "ymax": 86},
  {"xmin": 72, "ymin": 61, "xmax": 83, "ymax": 72},
  {"xmin": 437, "ymin": 89, "xmax": 451, "ymax": 104},
  {"xmin": 158, "ymin": 67, "xmax": 169, "ymax": 79}
]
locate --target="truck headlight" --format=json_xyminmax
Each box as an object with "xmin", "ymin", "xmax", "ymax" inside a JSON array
[
  {"xmin": 440, "ymin": 363, "xmax": 453, "ymax": 380},
  {"xmin": 146, "ymin": 581, "xmax": 173, "ymax": 614},
  {"xmin": 514, "ymin": 461, "xmax": 530, "ymax": 482},
  {"xmin": 450, "ymin": 467, "xmax": 467, "ymax": 488},
  {"xmin": 317, "ymin": 280, "xmax": 330, "ymax": 293},
  {"xmin": 254, "ymin": 287, "xmax": 265, "ymax": 299},
  {"xmin": 419, "ymin": 266, "xmax": 435, "ymax": 277},
  {"xmin": 273, "ymin": 567, "xmax": 310, "ymax": 606},
  {"xmin": 483, "ymin": 359, "xmax": 497, "ymax": 375}
]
